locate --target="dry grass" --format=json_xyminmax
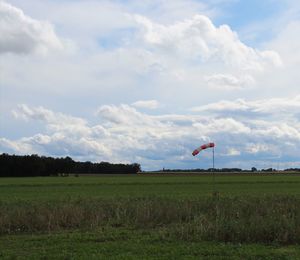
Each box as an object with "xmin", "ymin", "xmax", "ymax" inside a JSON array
[{"xmin": 1, "ymin": 196, "xmax": 300, "ymax": 244}]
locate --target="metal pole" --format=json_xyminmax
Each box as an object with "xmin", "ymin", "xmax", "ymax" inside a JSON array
[
  {"xmin": 213, "ymin": 146, "xmax": 215, "ymax": 169},
  {"xmin": 212, "ymin": 146, "xmax": 215, "ymax": 194}
]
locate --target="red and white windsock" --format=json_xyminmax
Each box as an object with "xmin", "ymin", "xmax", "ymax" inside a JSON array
[{"xmin": 192, "ymin": 142, "xmax": 215, "ymax": 156}]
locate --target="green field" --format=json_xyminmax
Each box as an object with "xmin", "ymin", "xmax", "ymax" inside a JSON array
[
  {"xmin": 1, "ymin": 174, "xmax": 300, "ymax": 259},
  {"xmin": 1, "ymin": 174, "xmax": 300, "ymax": 201}
]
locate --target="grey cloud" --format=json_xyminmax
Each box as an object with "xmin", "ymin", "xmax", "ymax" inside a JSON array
[
  {"xmin": 191, "ymin": 95, "xmax": 300, "ymax": 117},
  {"xmin": 1, "ymin": 102, "xmax": 300, "ymax": 169},
  {"xmin": 0, "ymin": 1, "xmax": 63, "ymax": 54}
]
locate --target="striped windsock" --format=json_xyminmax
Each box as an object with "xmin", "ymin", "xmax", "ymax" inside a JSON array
[{"xmin": 192, "ymin": 142, "xmax": 215, "ymax": 156}]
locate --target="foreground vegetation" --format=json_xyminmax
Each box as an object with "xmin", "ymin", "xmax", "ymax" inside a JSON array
[
  {"xmin": 1, "ymin": 196, "xmax": 300, "ymax": 244},
  {"xmin": 1, "ymin": 174, "xmax": 300, "ymax": 259},
  {"xmin": 2, "ymin": 229, "xmax": 300, "ymax": 259}
]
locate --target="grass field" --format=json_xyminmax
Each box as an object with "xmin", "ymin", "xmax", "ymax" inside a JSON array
[
  {"xmin": 1, "ymin": 174, "xmax": 300, "ymax": 202},
  {"xmin": 1, "ymin": 173, "xmax": 300, "ymax": 259}
]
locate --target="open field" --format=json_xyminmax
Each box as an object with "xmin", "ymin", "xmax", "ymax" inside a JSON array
[
  {"xmin": 1, "ymin": 173, "xmax": 300, "ymax": 259},
  {"xmin": 1, "ymin": 173, "xmax": 300, "ymax": 202}
]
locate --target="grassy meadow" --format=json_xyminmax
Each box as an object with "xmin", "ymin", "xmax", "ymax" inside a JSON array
[
  {"xmin": 1, "ymin": 174, "xmax": 300, "ymax": 201},
  {"xmin": 1, "ymin": 173, "xmax": 300, "ymax": 259}
]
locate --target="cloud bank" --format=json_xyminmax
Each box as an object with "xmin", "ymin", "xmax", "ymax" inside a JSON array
[{"xmin": 1, "ymin": 96, "xmax": 299, "ymax": 170}]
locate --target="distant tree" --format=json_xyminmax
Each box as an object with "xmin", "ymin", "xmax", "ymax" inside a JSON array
[
  {"xmin": 261, "ymin": 168, "xmax": 273, "ymax": 172},
  {"xmin": 251, "ymin": 167, "xmax": 257, "ymax": 172},
  {"xmin": 0, "ymin": 153, "xmax": 140, "ymax": 177}
]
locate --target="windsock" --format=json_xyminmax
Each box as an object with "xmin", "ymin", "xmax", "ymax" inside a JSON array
[{"xmin": 192, "ymin": 142, "xmax": 215, "ymax": 156}]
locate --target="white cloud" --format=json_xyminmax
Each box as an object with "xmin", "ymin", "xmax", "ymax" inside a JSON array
[
  {"xmin": 12, "ymin": 104, "xmax": 90, "ymax": 136},
  {"xmin": 191, "ymin": 95, "xmax": 300, "ymax": 116},
  {"xmin": 254, "ymin": 124, "xmax": 300, "ymax": 141},
  {"xmin": 132, "ymin": 100, "xmax": 159, "ymax": 109},
  {"xmin": 1, "ymin": 99, "xmax": 300, "ymax": 169},
  {"xmin": 245, "ymin": 143, "xmax": 270, "ymax": 154},
  {"xmin": 225, "ymin": 148, "xmax": 241, "ymax": 156},
  {"xmin": 134, "ymin": 14, "xmax": 281, "ymax": 71},
  {"xmin": 204, "ymin": 74, "xmax": 255, "ymax": 90},
  {"xmin": 0, "ymin": 2, "xmax": 284, "ymax": 108},
  {"xmin": 0, "ymin": 1, "xmax": 63, "ymax": 54},
  {"xmin": 256, "ymin": 20, "xmax": 300, "ymax": 97},
  {"xmin": 127, "ymin": 0, "xmax": 214, "ymax": 23},
  {"xmin": 0, "ymin": 137, "xmax": 36, "ymax": 154},
  {"xmin": 96, "ymin": 104, "xmax": 151, "ymax": 125},
  {"xmin": 12, "ymin": 104, "xmax": 86, "ymax": 125}
]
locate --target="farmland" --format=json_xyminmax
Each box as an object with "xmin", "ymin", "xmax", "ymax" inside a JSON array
[
  {"xmin": 1, "ymin": 173, "xmax": 300, "ymax": 201},
  {"xmin": 1, "ymin": 173, "xmax": 300, "ymax": 259}
]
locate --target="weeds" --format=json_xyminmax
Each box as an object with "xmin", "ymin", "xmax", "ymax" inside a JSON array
[{"xmin": 0, "ymin": 196, "xmax": 299, "ymax": 244}]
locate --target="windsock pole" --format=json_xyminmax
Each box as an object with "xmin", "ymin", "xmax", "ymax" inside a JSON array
[
  {"xmin": 212, "ymin": 146, "xmax": 215, "ymax": 193},
  {"xmin": 192, "ymin": 142, "xmax": 216, "ymax": 194},
  {"xmin": 213, "ymin": 146, "xmax": 215, "ymax": 170}
]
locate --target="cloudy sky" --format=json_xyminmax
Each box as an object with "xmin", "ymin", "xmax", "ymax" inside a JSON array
[{"xmin": 0, "ymin": 0, "xmax": 299, "ymax": 170}]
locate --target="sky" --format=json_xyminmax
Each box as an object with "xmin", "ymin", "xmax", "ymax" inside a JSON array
[{"xmin": 0, "ymin": 0, "xmax": 300, "ymax": 170}]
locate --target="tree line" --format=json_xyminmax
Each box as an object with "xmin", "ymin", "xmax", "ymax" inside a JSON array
[
  {"xmin": 159, "ymin": 167, "xmax": 300, "ymax": 173},
  {"xmin": 0, "ymin": 153, "xmax": 141, "ymax": 177}
]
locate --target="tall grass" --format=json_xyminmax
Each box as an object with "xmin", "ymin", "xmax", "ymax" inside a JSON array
[{"xmin": 1, "ymin": 196, "xmax": 299, "ymax": 244}]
